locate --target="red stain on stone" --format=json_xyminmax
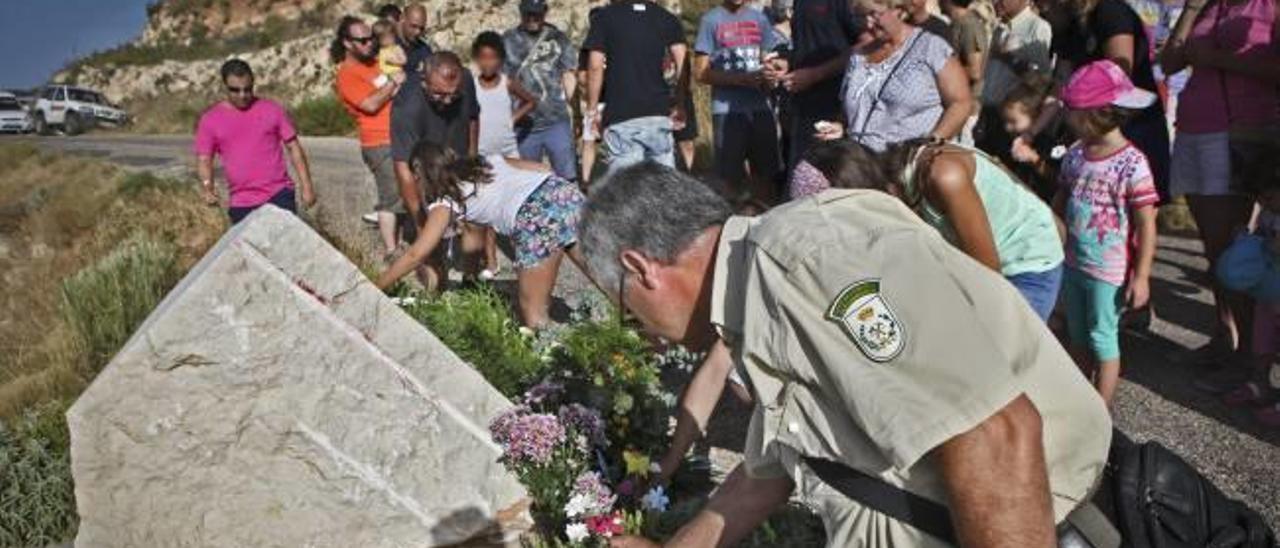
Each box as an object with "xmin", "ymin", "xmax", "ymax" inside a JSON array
[{"xmin": 295, "ymin": 279, "xmax": 330, "ymax": 305}]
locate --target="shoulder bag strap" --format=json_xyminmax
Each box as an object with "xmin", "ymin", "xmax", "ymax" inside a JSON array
[
  {"xmin": 860, "ymin": 30, "xmax": 928, "ymax": 135},
  {"xmin": 516, "ymin": 28, "xmax": 554, "ymax": 77},
  {"xmin": 803, "ymin": 456, "xmax": 958, "ymax": 544}
]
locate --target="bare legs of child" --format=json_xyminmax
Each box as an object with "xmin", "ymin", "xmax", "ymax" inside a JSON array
[
  {"xmin": 483, "ymin": 227, "xmax": 500, "ymax": 278},
  {"xmin": 515, "ymin": 245, "xmax": 590, "ymax": 329},
  {"xmin": 1069, "ymin": 346, "xmax": 1120, "ymax": 408},
  {"xmin": 581, "ymin": 140, "xmax": 598, "ymax": 187}
]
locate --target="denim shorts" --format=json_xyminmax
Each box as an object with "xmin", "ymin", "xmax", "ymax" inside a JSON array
[
  {"xmin": 511, "ymin": 176, "xmax": 584, "ymax": 269},
  {"xmin": 1005, "ymin": 263, "xmax": 1064, "ymax": 322},
  {"xmin": 1063, "ymin": 268, "xmax": 1124, "ymax": 362},
  {"xmin": 517, "ymin": 120, "xmax": 577, "ymax": 181},
  {"xmin": 603, "ymin": 115, "xmax": 675, "ymax": 170}
]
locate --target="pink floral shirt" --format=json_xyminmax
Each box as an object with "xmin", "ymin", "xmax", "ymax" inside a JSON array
[{"xmin": 1059, "ymin": 141, "xmax": 1159, "ymax": 285}]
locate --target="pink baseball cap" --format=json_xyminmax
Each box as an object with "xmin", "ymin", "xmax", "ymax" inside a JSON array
[{"xmin": 1061, "ymin": 60, "xmax": 1156, "ymax": 110}]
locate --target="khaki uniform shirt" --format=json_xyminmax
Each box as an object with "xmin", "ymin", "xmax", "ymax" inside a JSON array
[{"xmin": 710, "ymin": 190, "xmax": 1112, "ymax": 547}]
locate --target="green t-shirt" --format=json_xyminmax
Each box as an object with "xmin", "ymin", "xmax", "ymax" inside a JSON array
[{"xmin": 914, "ymin": 147, "xmax": 1064, "ymax": 276}]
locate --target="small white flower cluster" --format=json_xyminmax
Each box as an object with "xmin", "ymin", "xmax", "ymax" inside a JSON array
[{"xmin": 565, "ymin": 522, "xmax": 590, "ymax": 543}]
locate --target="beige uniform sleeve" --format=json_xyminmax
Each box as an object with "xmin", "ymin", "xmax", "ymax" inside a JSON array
[{"xmin": 755, "ymin": 225, "xmax": 1037, "ymax": 471}]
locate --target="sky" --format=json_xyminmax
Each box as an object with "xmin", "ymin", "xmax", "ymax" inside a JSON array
[{"xmin": 0, "ymin": 0, "xmax": 151, "ymax": 89}]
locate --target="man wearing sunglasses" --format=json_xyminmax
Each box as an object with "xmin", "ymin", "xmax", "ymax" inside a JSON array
[
  {"xmin": 390, "ymin": 51, "xmax": 480, "ymax": 225},
  {"xmin": 195, "ymin": 59, "xmax": 316, "ymax": 224},
  {"xmin": 581, "ymin": 163, "xmax": 1112, "ymax": 548},
  {"xmin": 335, "ymin": 16, "xmax": 405, "ymax": 261}
]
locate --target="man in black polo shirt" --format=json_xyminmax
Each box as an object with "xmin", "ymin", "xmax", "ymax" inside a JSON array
[
  {"xmin": 390, "ymin": 51, "xmax": 479, "ymax": 223},
  {"xmin": 583, "ymin": 0, "xmax": 688, "ymax": 170},
  {"xmin": 398, "ymin": 4, "xmax": 434, "ymax": 77},
  {"xmin": 765, "ymin": 0, "xmax": 861, "ymax": 170}
]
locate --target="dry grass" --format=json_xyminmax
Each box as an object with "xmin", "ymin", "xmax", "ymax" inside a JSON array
[{"xmin": 0, "ymin": 144, "xmax": 225, "ymax": 420}]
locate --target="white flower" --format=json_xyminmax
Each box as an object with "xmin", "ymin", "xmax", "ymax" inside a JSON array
[
  {"xmin": 641, "ymin": 486, "xmax": 670, "ymax": 512},
  {"xmin": 564, "ymin": 493, "xmax": 591, "ymax": 518},
  {"xmin": 565, "ymin": 522, "xmax": 590, "ymax": 543},
  {"xmin": 1051, "ymin": 145, "xmax": 1068, "ymax": 160}
]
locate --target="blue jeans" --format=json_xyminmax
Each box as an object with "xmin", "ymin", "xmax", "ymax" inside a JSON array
[
  {"xmin": 517, "ymin": 120, "xmax": 577, "ymax": 181},
  {"xmin": 603, "ymin": 116, "xmax": 675, "ymax": 170},
  {"xmin": 1006, "ymin": 263, "xmax": 1064, "ymax": 322},
  {"xmin": 228, "ymin": 187, "xmax": 296, "ymax": 224}
]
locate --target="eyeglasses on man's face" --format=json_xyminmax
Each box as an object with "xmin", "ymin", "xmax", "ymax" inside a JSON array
[{"xmin": 226, "ymin": 84, "xmax": 254, "ymax": 95}]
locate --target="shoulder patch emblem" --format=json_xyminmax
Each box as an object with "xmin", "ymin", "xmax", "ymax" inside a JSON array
[{"xmin": 826, "ymin": 279, "xmax": 905, "ymax": 362}]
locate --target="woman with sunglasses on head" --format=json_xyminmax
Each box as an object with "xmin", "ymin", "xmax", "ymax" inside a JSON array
[
  {"xmin": 374, "ymin": 140, "xmax": 588, "ymax": 328},
  {"xmin": 813, "ymin": 0, "xmax": 974, "ymax": 153}
]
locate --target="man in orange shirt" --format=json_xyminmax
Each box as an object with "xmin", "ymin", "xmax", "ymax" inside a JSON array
[{"xmin": 333, "ymin": 16, "xmax": 404, "ymax": 259}]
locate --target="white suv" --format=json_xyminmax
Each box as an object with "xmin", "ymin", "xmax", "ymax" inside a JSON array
[
  {"xmin": 32, "ymin": 85, "xmax": 129, "ymax": 136},
  {"xmin": 0, "ymin": 92, "xmax": 32, "ymax": 133}
]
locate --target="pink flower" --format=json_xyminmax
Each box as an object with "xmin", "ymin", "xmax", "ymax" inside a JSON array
[{"xmin": 586, "ymin": 512, "xmax": 624, "ymax": 538}]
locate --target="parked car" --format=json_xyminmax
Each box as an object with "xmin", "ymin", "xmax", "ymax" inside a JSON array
[
  {"xmin": 0, "ymin": 92, "xmax": 32, "ymax": 133},
  {"xmin": 32, "ymin": 85, "xmax": 129, "ymax": 136}
]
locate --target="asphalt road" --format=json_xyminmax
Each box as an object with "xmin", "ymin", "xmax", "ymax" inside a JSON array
[{"xmin": 13, "ymin": 132, "xmax": 1280, "ymax": 530}]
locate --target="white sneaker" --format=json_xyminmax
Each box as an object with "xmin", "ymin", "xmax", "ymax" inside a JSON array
[
  {"xmin": 361, "ymin": 212, "xmax": 378, "ymax": 224},
  {"xmin": 479, "ymin": 268, "xmax": 498, "ymax": 281}
]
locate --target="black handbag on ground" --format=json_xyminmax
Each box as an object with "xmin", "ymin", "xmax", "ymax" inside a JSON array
[{"xmin": 1109, "ymin": 432, "xmax": 1276, "ymax": 548}]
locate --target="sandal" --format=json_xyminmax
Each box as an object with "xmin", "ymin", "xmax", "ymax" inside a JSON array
[{"xmin": 1223, "ymin": 381, "xmax": 1275, "ymax": 407}]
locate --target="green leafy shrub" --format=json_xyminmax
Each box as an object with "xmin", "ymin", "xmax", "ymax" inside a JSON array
[
  {"xmin": 550, "ymin": 319, "xmax": 673, "ymax": 456},
  {"xmin": 0, "ymin": 400, "xmax": 77, "ymax": 547},
  {"xmin": 401, "ymin": 288, "xmax": 547, "ymax": 396},
  {"xmin": 59, "ymin": 235, "xmax": 180, "ymax": 373},
  {"xmin": 291, "ymin": 94, "xmax": 356, "ymax": 137}
]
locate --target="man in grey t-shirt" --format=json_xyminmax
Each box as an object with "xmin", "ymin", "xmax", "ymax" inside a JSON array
[
  {"xmin": 695, "ymin": 0, "xmax": 782, "ymax": 203},
  {"xmin": 503, "ymin": 0, "xmax": 580, "ymax": 181}
]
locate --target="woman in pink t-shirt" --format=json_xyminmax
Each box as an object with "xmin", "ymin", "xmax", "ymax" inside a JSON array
[{"xmin": 1161, "ymin": 0, "xmax": 1278, "ymax": 366}]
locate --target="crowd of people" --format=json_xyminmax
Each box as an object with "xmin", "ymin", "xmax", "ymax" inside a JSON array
[{"xmin": 189, "ymin": 0, "xmax": 1277, "ymax": 545}]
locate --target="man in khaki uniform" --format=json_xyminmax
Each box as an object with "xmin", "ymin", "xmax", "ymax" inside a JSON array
[{"xmin": 580, "ymin": 163, "xmax": 1112, "ymax": 547}]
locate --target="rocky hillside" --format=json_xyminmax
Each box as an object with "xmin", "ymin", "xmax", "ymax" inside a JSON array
[{"xmin": 55, "ymin": 0, "xmax": 680, "ymax": 130}]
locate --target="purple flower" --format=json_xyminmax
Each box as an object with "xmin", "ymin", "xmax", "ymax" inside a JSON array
[
  {"xmin": 489, "ymin": 405, "xmax": 529, "ymax": 442},
  {"xmin": 558, "ymin": 403, "xmax": 607, "ymax": 448},
  {"xmin": 489, "ymin": 408, "xmax": 566, "ymax": 465},
  {"xmin": 616, "ymin": 479, "xmax": 635, "ymax": 498},
  {"xmin": 523, "ymin": 380, "xmax": 565, "ymax": 406}
]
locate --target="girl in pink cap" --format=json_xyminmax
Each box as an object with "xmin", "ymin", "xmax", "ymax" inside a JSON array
[{"xmin": 1055, "ymin": 59, "xmax": 1161, "ymax": 407}]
